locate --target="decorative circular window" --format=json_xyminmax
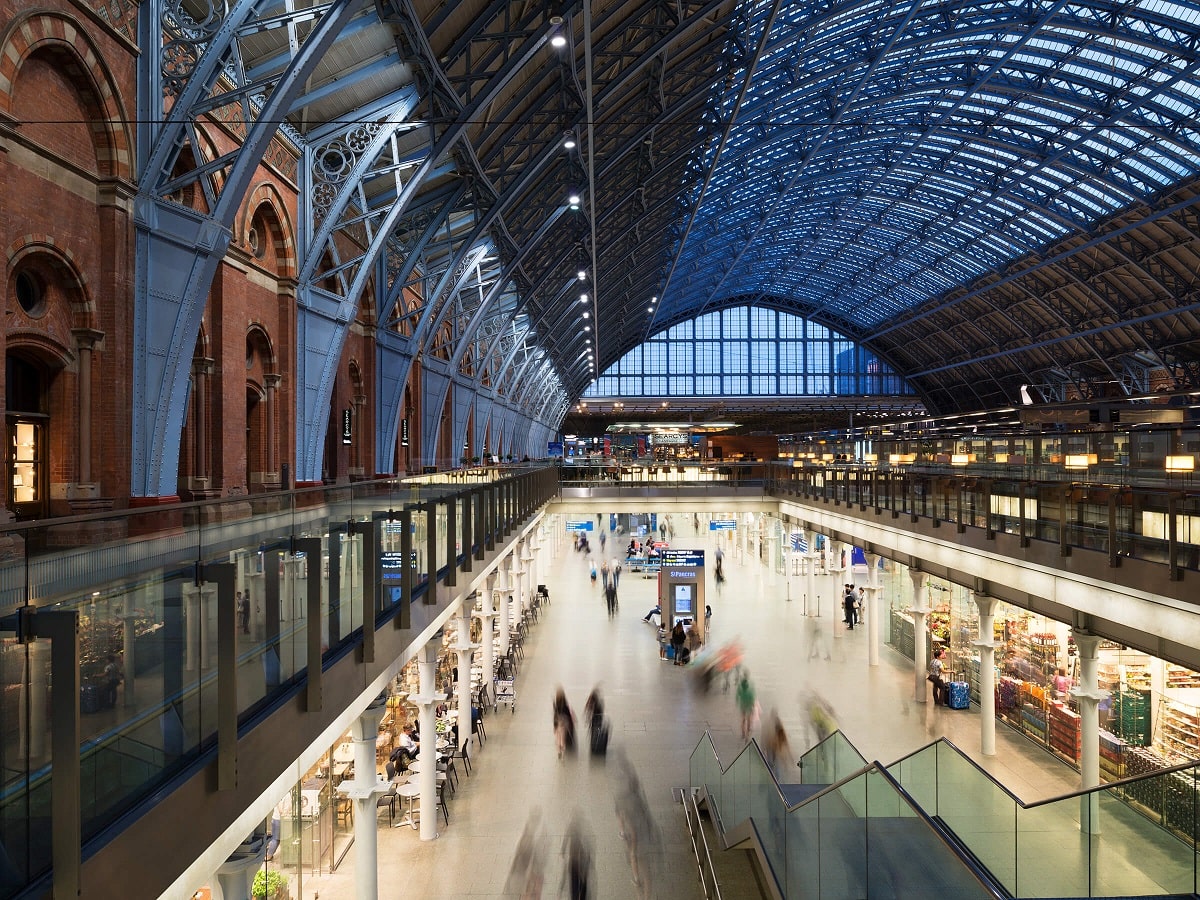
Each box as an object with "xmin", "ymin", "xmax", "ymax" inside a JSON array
[
  {"xmin": 14, "ymin": 271, "xmax": 44, "ymax": 316},
  {"xmin": 248, "ymin": 226, "xmax": 262, "ymax": 258}
]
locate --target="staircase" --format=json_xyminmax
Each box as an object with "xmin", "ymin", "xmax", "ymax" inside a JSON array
[{"xmin": 684, "ymin": 730, "xmax": 1200, "ymax": 900}]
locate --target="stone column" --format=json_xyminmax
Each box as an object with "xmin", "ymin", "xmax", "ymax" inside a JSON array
[
  {"xmin": 263, "ymin": 373, "xmax": 281, "ymax": 478},
  {"xmin": 189, "ymin": 358, "xmax": 214, "ymax": 491},
  {"xmin": 866, "ymin": 553, "xmax": 881, "ymax": 667},
  {"xmin": 476, "ymin": 573, "xmax": 497, "ymax": 689},
  {"xmin": 909, "ymin": 569, "xmax": 929, "ymax": 703},
  {"xmin": 338, "ymin": 705, "xmax": 387, "ymax": 899},
  {"xmin": 520, "ymin": 542, "xmax": 535, "ymax": 613},
  {"xmin": 497, "ymin": 558, "xmax": 512, "ymax": 656},
  {"xmin": 805, "ymin": 530, "xmax": 818, "ymax": 618},
  {"xmin": 1073, "ymin": 629, "xmax": 1106, "ymax": 834},
  {"xmin": 122, "ymin": 613, "xmax": 138, "ymax": 708},
  {"xmin": 511, "ymin": 547, "xmax": 526, "ymax": 624},
  {"xmin": 415, "ymin": 638, "xmax": 441, "ymax": 840},
  {"xmin": 453, "ymin": 607, "xmax": 478, "ymax": 751},
  {"xmin": 973, "ymin": 594, "xmax": 1001, "ymax": 754},
  {"xmin": 71, "ymin": 329, "xmax": 103, "ymax": 489}
]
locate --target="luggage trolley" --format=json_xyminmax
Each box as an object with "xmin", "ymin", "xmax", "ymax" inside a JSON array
[{"xmin": 495, "ymin": 678, "xmax": 516, "ymax": 713}]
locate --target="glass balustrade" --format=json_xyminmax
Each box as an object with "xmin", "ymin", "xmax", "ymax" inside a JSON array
[
  {"xmin": 692, "ymin": 729, "xmax": 1200, "ymax": 898},
  {"xmin": 0, "ymin": 466, "xmax": 552, "ymax": 898}
]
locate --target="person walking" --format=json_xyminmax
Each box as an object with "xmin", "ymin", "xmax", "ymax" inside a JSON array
[
  {"xmin": 605, "ymin": 583, "xmax": 618, "ymax": 619},
  {"xmin": 599, "ymin": 528, "xmax": 607, "ymax": 552},
  {"xmin": 736, "ymin": 672, "xmax": 757, "ymax": 741},
  {"xmin": 600, "ymin": 559, "xmax": 610, "ymax": 591},
  {"xmin": 553, "ymin": 687, "xmax": 576, "ymax": 758},
  {"xmin": 612, "ymin": 559, "xmax": 622, "ymax": 589}
]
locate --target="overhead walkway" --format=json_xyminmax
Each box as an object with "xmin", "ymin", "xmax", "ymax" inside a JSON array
[{"xmin": 689, "ymin": 729, "xmax": 1200, "ymax": 899}]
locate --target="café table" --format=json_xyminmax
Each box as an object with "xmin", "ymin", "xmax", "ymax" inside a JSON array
[{"xmin": 393, "ymin": 782, "xmax": 422, "ymax": 829}]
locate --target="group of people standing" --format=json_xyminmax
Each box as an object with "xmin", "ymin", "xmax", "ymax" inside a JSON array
[{"xmin": 842, "ymin": 583, "xmax": 865, "ymax": 630}]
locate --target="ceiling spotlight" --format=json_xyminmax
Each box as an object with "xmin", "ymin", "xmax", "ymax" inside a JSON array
[
  {"xmin": 551, "ymin": 31, "xmax": 567, "ymax": 48},
  {"xmin": 584, "ymin": 325, "xmax": 591, "ymax": 332},
  {"xmin": 577, "ymin": 269, "xmax": 586, "ymax": 280},
  {"xmin": 579, "ymin": 293, "xmax": 588, "ymax": 303},
  {"xmin": 582, "ymin": 311, "xmax": 590, "ymax": 318},
  {"xmin": 647, "ymin": 307, "xmax": 653, "ymax": 312},
  {"xmin": 563, "ymin": 135, "xmax": 577, "ymax": 150},
  {"xmin": 568, "ymin": 191, "xmax": 581, "ymax": 209},
  {"xmin": 651, "ymin": 296, "xmax": 658, "ymax": 302}
]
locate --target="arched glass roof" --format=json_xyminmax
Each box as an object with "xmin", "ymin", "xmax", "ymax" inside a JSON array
[
  {"xmin": 148, "ymin": 0, "xmax": 1200, "ymax": 429},
  {"xmin": 657, "ymin": 0, "xmax": 1200, "ymax": 336}
]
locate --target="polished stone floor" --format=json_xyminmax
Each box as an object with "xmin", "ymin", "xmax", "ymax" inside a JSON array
[{"xmin": 279, "ymin": 515, "xmax": 1171, "ymax": 900}]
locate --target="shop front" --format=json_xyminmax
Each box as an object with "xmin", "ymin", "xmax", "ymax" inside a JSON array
[{"xmin": 884, "ymin": 565, "xmax": 1200, "ymax": 837}]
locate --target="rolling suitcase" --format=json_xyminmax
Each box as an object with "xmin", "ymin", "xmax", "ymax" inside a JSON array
[
  {"xmin": 80, "ymin": 683, "xmax": 102, "ymax": 715},
  {"xmin": 590, "ymin": 720, "xmax": 610, "ymax": 757},
  {"xmin": 948, "ymin": 681, "xmax": 970, "ymax": 710}
]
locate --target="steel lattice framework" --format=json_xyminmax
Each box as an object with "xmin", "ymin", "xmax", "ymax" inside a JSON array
[{"xmin": 132, "ymin": 0, "xmax": 1200, "ymax": 491}]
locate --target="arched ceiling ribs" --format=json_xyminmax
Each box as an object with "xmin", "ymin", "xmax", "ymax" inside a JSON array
[{"xmin": 871, "ymin": 188, "xmax": 1200, "ymax": 344}]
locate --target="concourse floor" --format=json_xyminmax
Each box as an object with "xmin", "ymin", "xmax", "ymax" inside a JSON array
[{"xmin": 295, "ymin": 520, "xmax": 1117, "ymax": 899}]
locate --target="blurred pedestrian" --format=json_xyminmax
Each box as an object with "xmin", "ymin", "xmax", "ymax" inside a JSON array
[
  {"xmin": 553, "ymin": 687, "xmax": 576, "ymax": 758},
  {"xmin": 761, "ymin": 708, "xmax": 793, "ymax": 777},
  {"xmin": 562, "ymin": 816, "xmax": 593, "ymax": 900},
  {"xmin": 613, "ymin": 754, "xmax": 659, "ymax": 897},
  {"xmin": 504, "ymin": 810, "xmax": 546, "ymax": 898},
  {"xmin": 736, "ymin": 672, "xmax": 758, "ymax": 741},
  {"xmin": 600, "ymin": 559, "xmax": 610, "ymax": 591},
  {"xmin": 804, "ymin": 692, "xmax": 838, "ymax": 748},
  {"xmin": 605, "ymin": 583, "xmax": 618, "ymax": 618}
]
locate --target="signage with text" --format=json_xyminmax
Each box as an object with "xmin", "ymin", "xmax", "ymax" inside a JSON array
[
  {"xmin": 341, "ymin": 408, "xmax": 353, "ymax": 445},
  {"xmin": 709, "ymin": 520, "xmax": 737, "ymax": 530},
  {"xmin": 566, "ymin": 519, "xmax": 594, "ymax": 532},
  {"xmin": 660, "ymin": 549, "xmax": 705, "ymax": 568}
]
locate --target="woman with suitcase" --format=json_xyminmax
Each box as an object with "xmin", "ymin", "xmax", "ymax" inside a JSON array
[{"xmin": 928, "ymin": 648, "xmax": 949, "ymax": 706}]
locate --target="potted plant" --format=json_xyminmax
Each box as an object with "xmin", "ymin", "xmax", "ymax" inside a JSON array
[{"xmin": 252, "ymin": 870, "xmax": 290, "ymax": 900}]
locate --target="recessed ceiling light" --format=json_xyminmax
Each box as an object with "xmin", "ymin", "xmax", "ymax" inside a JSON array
[{"xmin": 577, "ymin": 269, "xmax": 586, "ymax": 280}]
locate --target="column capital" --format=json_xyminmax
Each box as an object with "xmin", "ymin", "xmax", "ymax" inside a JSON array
[
  {"xmin": 192, "ymin": 356, "xmax": 216, "ymax": 376},
  {"xmin": 907, "ymin": 568, "xmax": 925, "ymax": 587},
  {"xmin": 263, "ymin": 373, "xmax": 282, "ymax": 390},
  {"xmin": 1070, "ymin": 688, "xmax": 1109, "ymax": 705},
  {"xmin": 71, "ymin": 328, "xmax": 105, "ymax": 350},
  {"xmin": 1071, "ymin": 629, "xmax": 1104, "ymax": 657},
  {"xmin": 351, "ymin": 706, "xmax": 386, "ymax": 740},
  {"xmin": 972, "ymin": 593, "xmax": 1001, "ymax": 618},
  {"xmin": 971, "ymin": 638, "xmax": 1000, "ymax": 651}
]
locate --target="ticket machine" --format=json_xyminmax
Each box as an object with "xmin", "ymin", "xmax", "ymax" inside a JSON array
[{"xmin": 659, "ymin": 549, "xmax": 705, "ymax": 644}]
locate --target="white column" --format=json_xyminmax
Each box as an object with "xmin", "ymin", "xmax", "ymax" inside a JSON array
[
  {"xmin": 910, "ymin": 569, "xmax": 929, "ymax": 703},
  {"xmin": 512, "ymin": 547, "xmax": 526, "ymax": 621},
  {"xmin": 526, "ymin": 529, "xmax": 540, "ymax": 599},
  {"xmin": 973, "ymin": 594, "xmax": 1001, "ymax": 755},
  {"xmin": 498, "ymin": 558, "xmax": 512, "ymax": 655},
  {"xmin": 416, "ymin": 638, "xmax": 441, "ymax": 840},
  {"xmin": 338, "ymin": 706, "xmax": 387, "ymax": 900},
  {"xmin": 520, "ymin": 543, "xmax": 535, "ymax": 613},
  {"xmin": 866, "ymin": 553, "xmax": 881, "ymax": 667},
  {"xmin": 454, "ymin": 608, "xmax": 478, "ymax": 751},
  {"xmin": 1073, "ymin": 630, "xmax": 1105, "ymax": 834},
  {"xmin": 477, "ymin": 572, "xmax": 497, "ymax": 688},
  {"xmin": 805, "ymin": 530, "xmax": 817, "ymax": 618}
]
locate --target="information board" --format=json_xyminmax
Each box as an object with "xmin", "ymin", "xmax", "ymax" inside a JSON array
[{"xmin": 709, "ymin": 520, "xmax": 737, "ymax": 530}]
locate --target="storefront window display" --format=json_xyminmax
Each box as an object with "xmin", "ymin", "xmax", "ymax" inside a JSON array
[{"xmin": 883, "ymin": 572, "xmax": 1200, "ymax": 785}]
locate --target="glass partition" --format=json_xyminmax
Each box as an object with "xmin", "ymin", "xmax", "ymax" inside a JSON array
[{"xmin": 0, "ymin": 467, "xmax": 557, "ymax": 896}]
